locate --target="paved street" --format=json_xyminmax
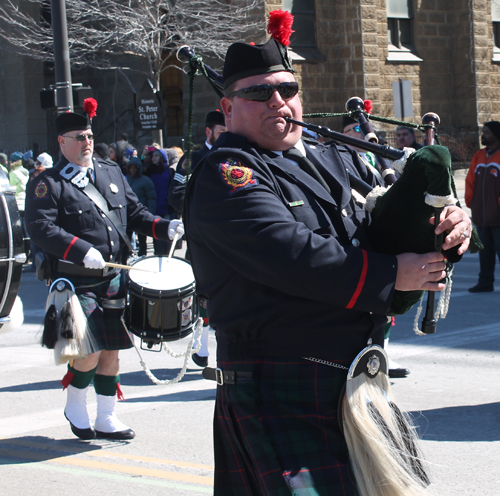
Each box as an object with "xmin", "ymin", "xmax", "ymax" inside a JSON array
[{"xmin": 1, "ymin": 170, "xmax": 499, "ymax": 495}]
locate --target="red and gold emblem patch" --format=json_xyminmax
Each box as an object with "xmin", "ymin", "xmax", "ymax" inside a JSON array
[
  {"xmin": 34, "ymin": 180, "xmax": 48, "ymax": 199},
  {"xmin": 219, "ymin": 159, "xmax": 258, "ymax": 195}
]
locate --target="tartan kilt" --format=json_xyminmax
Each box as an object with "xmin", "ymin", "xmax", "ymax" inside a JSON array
[
  {"xmin": 214, "ymin": 358, "xmax": 359, "ymax": 496},
  {"xmin": 57, "ymin": 270, "xmax": 132, "ymax": 351}
]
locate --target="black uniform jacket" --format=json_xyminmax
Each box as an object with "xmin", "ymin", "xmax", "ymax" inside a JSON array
[
  {"xmin": 168, "ymin": 144, "xmax": 210, "ymax": 214},
  {"xmin": 185, "ymin": 132, "xmax": 398, "ymax": 362},
  {"xmin": 25, "ymin": 157, "xmax": 171, "ymax": 265}
]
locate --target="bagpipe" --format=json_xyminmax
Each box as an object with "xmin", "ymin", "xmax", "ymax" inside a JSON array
[{"xmin": 177, "ymin": 41, "xmax": 476, "ymax": 333}]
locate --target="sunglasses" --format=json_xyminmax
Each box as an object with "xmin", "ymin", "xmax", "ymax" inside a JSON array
[
  {"xmin": 347, "ymin": 126, "xmax": 361, "ymax": 133},
  {"xmin": 63, "ymin": 134, "xmax": 94, "ymax": 142},
  {"xmin": 228, "ymin": 82, "xmax": 299, "ymax": 102}
]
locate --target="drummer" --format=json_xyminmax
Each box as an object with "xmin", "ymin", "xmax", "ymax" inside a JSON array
[{"xmin": 25, "ymin": 101, "xmax": 184, "ymax": 441}]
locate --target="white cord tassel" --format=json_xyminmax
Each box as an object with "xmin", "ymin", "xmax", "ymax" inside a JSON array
[
  {"xmin": 414, "ymin": 266, "xmax": 453, "ymax": 335},
  {"xmin": 125, "ymin": 317, "xmax": 203, "ymax": 386}
]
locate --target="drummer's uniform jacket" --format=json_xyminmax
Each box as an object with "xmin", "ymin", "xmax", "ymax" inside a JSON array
[
  {"xmin": 185, "ymin": 132, "xmax": 398, "ymax": 363},
  {"xmin": 168, "ymin": 143, "xmax": 211, "ymax": 214},
  {"xmin": 25, "ymin": 157, "xmax": 171, "ymax": 267}
]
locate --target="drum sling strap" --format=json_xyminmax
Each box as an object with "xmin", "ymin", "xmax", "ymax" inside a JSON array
[{"xmin": 82, "ymin": 183, "xmax": 135, "ymax": 254}]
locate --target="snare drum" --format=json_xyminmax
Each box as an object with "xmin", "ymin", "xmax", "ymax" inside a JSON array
[{"xmin": 126, "ymin": 256, "xmax": 198, "ymax": 345}]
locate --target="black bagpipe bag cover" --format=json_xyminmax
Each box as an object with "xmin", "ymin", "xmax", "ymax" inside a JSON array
[{"xmin": 367, "ymin": 145, "xmax": 461, "ymax": 315}]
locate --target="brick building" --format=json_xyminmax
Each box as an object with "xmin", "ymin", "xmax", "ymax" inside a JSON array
[{"xmin": 1, "ymin": 0, "xmax": 500, "ymax": 165}]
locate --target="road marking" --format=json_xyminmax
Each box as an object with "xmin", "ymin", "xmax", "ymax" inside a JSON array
[
  {"xmin": 0, "ymin": 457, "xmax": 212, "ymax": 494},
  {"xmin": 0, "ymin": 447, "xmax": 214, "ymax": 486}
]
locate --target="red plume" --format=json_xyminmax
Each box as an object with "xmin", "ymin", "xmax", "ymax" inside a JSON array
[
  {"xmin": 267, "ymin": 10, "xmax": 294, "ymax": 46},
  {"xmin": 363, "ymin": 100, "xmax": 373, "ymax": 114},
  {"xmin": 83, "ymin": 98, "xmax": 98, "ymax": 120}
]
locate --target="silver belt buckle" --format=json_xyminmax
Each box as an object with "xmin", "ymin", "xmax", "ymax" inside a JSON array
[{"xmin": 215, "ymin": 367, "xmax": 224, "ymax": 386}]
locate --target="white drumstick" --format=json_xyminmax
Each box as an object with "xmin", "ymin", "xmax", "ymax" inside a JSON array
[
  {"xmin": 167, "ymin": 231, "xmax": 181, "ymax": 261},
  {"xmin": 105, "ymin": 262, "xmax": 158, "ymax": 273}
]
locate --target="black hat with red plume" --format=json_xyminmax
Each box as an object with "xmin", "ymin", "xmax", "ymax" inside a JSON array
[
  {"xmin": 56, "ymin": 98, "xmax": 98, "ymax": 135},
  {"xmin": 223, "ymin": 10, "xmax": 295, "ymax": 89}
]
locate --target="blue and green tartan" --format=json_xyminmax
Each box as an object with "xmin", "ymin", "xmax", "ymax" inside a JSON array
[
  {"xmin": 56, "ymin": 270, "xmax": 132, "ymax": 351},
  {"xmin": 213, "ymin": 358, "xmax": 359, "ymax": 495}
]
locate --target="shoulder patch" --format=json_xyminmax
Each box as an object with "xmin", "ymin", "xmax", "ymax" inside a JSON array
[
  {"xmin": 34, "ymin": 179, "xmax": 49, "ymax": 199},
  {"xmin": 219, "ymin": 159, "xmax": 258, "ymax": 195}
]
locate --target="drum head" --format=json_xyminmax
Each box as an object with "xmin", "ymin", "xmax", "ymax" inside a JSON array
[{"xmin": 129, "ymin": 256, "xmax": 195, "ymax": 292}]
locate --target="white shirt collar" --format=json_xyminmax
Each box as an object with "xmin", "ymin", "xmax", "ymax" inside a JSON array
[{"xmin": 273, "ymin": 140, "xmax": 306, "ymax": 165}]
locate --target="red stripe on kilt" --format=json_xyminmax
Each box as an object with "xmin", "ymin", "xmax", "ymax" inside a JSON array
[
  {"xmin": 152, "ymin": 218, "xmax": 160, "ymax": 239},
  {"xmin": 63, "ymin": 237, "xmax": 79, "ymax": 260},
  {"xmin": 346, "ymin": 249, "xmax": 368, "ymax": 309},
  {"xmin": 217, "ymin": 386, "xmax": 253, "ymax": 495}
]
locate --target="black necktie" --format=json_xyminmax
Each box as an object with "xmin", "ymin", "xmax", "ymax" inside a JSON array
[
  {"xmin": 86, "ymin": 167, "xmax": 94, "ymax": 184},
  {"xmin": 283, "ymin": 148, "xmax": 331, "ymax": 194}
]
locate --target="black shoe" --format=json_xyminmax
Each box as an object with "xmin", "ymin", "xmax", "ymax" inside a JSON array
[
  {"xmin": 468, "ymin": 285, "xmax": 494, "ymax": 293},
  {"xmin": 389, "ymin": 367, "xmax": 410, "ymax": 378},
  {"xmin": 95, "ymin": 428, "xmax": 135, "ymax": 440},
  {"xmin": 65, "ymin": 413, "xmax": 96, "ymax": 440},
  {"xmin": 192, "ymin": 353, "xmax": 208, "ymax": 367}
]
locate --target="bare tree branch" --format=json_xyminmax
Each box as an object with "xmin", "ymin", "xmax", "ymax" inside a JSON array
[{"xmin": 0, "ymin": 0, "xmax": 264, "ymax": 88}]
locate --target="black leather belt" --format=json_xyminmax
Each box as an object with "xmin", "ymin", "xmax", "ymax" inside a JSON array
[
  {"xmin": 54, "ymin": 261, "xmax": 119, "ymax": 278},
  {"xmin": 202, "ymin": 367, "xmax": 253, "ymax": 385}
]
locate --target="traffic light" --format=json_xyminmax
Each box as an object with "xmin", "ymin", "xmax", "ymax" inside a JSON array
[{"xmin": 39, "ymin": 85, "xmax": 94, "ymax": 110}]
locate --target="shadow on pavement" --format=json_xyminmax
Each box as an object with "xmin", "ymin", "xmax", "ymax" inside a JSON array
[
  {"xmin": 0, "ymin": 435, "xmax": 116, "ymax": 465},
  {"xmin": 411, "ymin": 402, "xmax": 500, "ymax": 442},
  {"xmin": 0, "ymin": 379, "xmax": 61, "ymax": 393}
]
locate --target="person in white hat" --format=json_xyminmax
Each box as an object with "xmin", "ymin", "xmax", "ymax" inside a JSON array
[{"xmin": 34, "ymin": 152, "xmax": 54, "ymax": 177}]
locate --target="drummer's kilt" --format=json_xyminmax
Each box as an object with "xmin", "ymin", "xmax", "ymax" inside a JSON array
[
  {"xmin": 214, "ymin": 358, "xmax": 358, "ymax": 496},
  {"xmin": 56, "ymin": 270, "xmax": 132, "ymax": 351}
]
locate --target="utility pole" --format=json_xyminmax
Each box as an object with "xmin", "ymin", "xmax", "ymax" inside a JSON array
[{"xmin": 50, "ymin": 0, "xmax": 73, "ymax": 113}]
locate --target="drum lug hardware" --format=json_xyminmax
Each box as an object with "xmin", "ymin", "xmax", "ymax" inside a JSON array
[{"xmin": 2, "ymin": 254, "xmax": 27, "ymax": 263}]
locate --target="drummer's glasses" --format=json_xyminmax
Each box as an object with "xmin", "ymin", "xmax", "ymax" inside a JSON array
[
  {"xmin": 63, "ymin": 133, "xmax": 94, "ymax": 142},
  {"xmin": 228, "ymin": 82, "xmax": 299, "ymax": 102}
]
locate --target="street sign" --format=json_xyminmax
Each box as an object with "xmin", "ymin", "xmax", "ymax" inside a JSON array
[
  {"xmin": 392, "ymin": 79, "xmax": 413, "ymax": 120},
  {"xmin": 133, "ymin": 80, "xmax": 165, "ymax": 131}
]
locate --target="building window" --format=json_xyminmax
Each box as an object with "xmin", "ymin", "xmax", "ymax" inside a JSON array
[
  {"xmin": 386, "ymin": 0, "xmax": 422, "ymax": 62},
  {"xmin": 492, "ymin": 1, "xmax": 500, "ymax": 61},
  {"xmin": 282, "ymin": 0, "xmax": 316, "ymax": 48}
]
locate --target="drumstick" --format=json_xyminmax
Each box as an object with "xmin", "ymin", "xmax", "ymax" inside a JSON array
[
  {"xmin": 167, "ymin": 232, "xmax": 181, "ymax": 260},
  {"xmin": 167, "ymin": 218, "xmax": 183, "ymax": 261},
  {"xmin": 105, "ymin": 262, "xmax": 158, "ymax": 273}
]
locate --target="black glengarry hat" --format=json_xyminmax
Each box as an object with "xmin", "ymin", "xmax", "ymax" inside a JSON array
[
  {"xmin": 223, "ymin": 10, "xmax": 295, "ymax": 89},
  {"xmin": 205, "ymin": 110, "xmax": 226, "ymax": 127},
  {"xmin": 56, "ymin": 98, "xmax": 97, "ymax": 135}
]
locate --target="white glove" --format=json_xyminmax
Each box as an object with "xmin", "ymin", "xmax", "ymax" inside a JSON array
[
  {"xmin": 83, "ymin": 247, "xmax": 106, "ymax": 269},
  {"xmin": 168, "ymin": 219, "xmax": 185, "ymax": 240}
]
